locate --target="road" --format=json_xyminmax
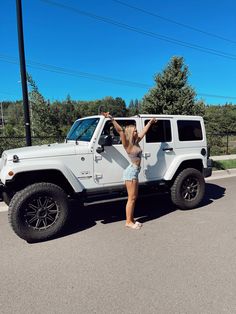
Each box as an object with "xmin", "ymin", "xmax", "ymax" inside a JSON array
[{"xmin": 0, "ymin": 176, "xmax": 236, "ymax": 314}]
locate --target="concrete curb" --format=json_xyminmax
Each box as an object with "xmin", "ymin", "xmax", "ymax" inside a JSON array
[
  {"xmin": 207, "ymin": 168, "xmax": 236, "ymax": 181},
  {"xmin": 208, "ymin": 155, "xmax": 236, "ymax": 180},
  {"xmin": 211, "ymin": 154, "xmax": 236, "ymax": 161}
]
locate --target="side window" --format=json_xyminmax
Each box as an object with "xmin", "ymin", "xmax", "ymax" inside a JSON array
[
  {"xmin": 145, "ymin": 120, "xmax": 172, "ymax": 143},
  {"xmin": 177, "ymin": 120, "xmax": 203, "ymax": 141},
  {"xmin": 101, "ymin": 120, "xmax": 136, "ymax": 145}
]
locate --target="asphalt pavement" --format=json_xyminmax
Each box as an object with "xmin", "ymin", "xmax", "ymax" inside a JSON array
[{"xmin": 0, "ymin": 175, "xmax": 236, "ymax": 314}]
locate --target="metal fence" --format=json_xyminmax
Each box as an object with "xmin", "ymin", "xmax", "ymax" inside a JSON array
[{"xmin": 207, "ymin": 132, "xmax": 236, "ymax": 155}]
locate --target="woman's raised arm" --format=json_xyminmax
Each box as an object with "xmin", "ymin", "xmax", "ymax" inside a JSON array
[
  {"xmin": 102, "ymin": 112, "xmax": 128, "ymax": 148},
  {"xmin": 138, "ymin": 118, "xmax": 157, "ymax": 142}
]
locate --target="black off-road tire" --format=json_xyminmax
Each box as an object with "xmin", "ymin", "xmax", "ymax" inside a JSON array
[
  {"xmin": 171, "ymin": 168, "xmax": 205, "ymax": 210},
  {"xmin": 8, "ymin": 182, "xmax": 69, "ymax": 242}
]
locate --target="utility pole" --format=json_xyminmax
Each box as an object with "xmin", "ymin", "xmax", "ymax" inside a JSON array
[
  {"xmin": 16, "ymin": 0, "xmax": 32, "ymax": 146},
  {"xmin": 0, "ymin": 102, "xmax": 4, "ymax": 134}
]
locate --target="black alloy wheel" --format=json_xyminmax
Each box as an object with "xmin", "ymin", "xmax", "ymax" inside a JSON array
[
  {"xmin": 171, "ymin": 168, "xmax": 205, "ymax": 209},
  {"xmin": 180, "ymin": 176, "xmax": 200, "ymax": 201},
  {"xmin": 24, "ymin": 195, "xmax": 60, "ymax": 230}
]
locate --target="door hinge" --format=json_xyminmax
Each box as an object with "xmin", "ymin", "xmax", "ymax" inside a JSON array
[
  {"xmin": 143, "ymin": 152, "xmax": 151, "ymax": 158},
  {"xmin": 95, "ymin": 173, "xmax": 103, "ymax": 179},
  {"xmin": 94, "ymin": 155, "xmax": 102, "ymax": 161}
]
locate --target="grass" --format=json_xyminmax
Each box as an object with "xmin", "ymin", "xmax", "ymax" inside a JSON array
[{"xmin": 213, "ymin": 159, "xmax": 236, "ymax": 171}]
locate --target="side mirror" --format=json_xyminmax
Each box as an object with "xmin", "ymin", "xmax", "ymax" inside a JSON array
[
  {"xmin": 96, "ymin": 135, "xmax": 112, "ymax": 154},
  {"xmin": 98, "ymin": 135, "xmax": 112, "ymax": 147}
]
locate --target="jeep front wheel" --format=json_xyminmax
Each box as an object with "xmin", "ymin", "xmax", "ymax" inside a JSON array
[
  {"xmin": 171, "ymin": 168, "xmax": 205, "ymax": 209},
  {"xmin": 8, "ymin": 182, "xmax": 69, "ymax": 242}
]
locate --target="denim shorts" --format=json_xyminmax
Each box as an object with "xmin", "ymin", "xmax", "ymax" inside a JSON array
[{"xmin": 123, "ymin": 164, "xmax": 141, "ymax": 181}]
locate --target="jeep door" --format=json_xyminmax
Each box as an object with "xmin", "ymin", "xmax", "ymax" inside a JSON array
[
  {"xmin": 142, "ymin": 118, "xmax": 175, "ymax": 180},
  {"xmin": 94, "ymin": 118, "xmax": 142, "ymax": 185}
]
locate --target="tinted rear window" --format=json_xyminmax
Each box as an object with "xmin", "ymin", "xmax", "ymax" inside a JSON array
[{"xmin": 177, "ymin": 120, "xmax": 203, "ymax": 141}]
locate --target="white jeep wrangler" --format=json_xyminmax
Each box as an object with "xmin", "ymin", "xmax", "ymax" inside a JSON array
[{"xmin": 0, "ymin": 114, "xmax": 212, "ymax": 242}]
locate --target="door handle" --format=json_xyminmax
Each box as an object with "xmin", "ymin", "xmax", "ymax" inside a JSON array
[
  {"xmin": 162, "ymin": 147, "xmax": 173, "ymax": 152},
  {"xmin": 143, "ymin": 152, "xmax": 151, "ymax": 158}
]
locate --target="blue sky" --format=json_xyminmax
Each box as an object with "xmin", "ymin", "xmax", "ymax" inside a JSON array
[{"xmin": 1, "ymin": 0, "xmax": 236, "ymax": 106}]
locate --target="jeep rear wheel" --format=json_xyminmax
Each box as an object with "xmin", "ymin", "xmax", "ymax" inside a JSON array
[
  {"xmin": 171, "ymin": 168, "xmax": 205, "ymax": 209},
  {"xmin": 8, "ymin": 183, "xmax": 69, "ymax": 242}
]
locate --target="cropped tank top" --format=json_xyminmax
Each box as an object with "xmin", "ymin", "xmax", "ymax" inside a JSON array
[{"xmin": 127, "ymin": 145, "xmax": 142, "ymax": 163}]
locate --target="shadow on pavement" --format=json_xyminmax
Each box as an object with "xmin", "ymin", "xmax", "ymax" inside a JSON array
[
  {"xmin": 200, "ymin": 182, "xmax": 226, "ymax": 207},
  {"xmin": 59, "ymin": 182, "xmax": 226, "ymax": 240},
  {"xmin": 61, "ymin": 194, "xmax": 175, "ymax": 238}
]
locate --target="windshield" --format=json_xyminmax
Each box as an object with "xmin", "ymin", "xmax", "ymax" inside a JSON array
[{"xmin": 67, "ymin": 118, "xmax": 100, "ymax": 142}]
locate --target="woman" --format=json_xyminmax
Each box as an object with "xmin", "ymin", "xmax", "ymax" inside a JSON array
[{"xmin": 102, "ymin": 112, "xmax": 157, "ymax": 230}]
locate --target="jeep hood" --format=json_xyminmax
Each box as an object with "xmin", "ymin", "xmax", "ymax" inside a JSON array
[{"xmin": 3, "ymin": 142, "xmax": 90, "ymax": 161}]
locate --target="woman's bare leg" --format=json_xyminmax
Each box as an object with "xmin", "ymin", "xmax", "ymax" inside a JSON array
[{"xmin": 125, "ymin": 180, "xmax": 138, "ymax": 225}]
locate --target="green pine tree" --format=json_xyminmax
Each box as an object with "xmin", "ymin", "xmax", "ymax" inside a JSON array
[
  {"xmin": 27, "ymin": 73, "xmax": 61, "ymax": 137},
  {"xmin": 128, "ymin": 99, "xmax": 140, "ymax": 116},
  {"xmin": 141, "ymin": 56, "xmax": 205, "ymax": 116}
]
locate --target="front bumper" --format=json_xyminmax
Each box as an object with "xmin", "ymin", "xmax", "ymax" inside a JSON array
[{"xmin": 203, "ymin": 158, "xmax": 213, "ymax": 178}]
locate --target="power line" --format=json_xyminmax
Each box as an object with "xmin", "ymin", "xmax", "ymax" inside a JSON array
[
  {"xmin": 40, "ymin": 0, "xmax": 236, "ymax": 60},
  {"xmin": 198, "ymin": 93, "xmax": 236, "ymax": 100},
  {"xmin": 1, "ymin": 54, "xmax": 236, "ymax": 101},
  {"xmin": 112, "ymin": 0, "xmax": 236, "ymax": 45},
  {"xmin": 0, "ymin": 54, "xmax": 149, "ymax": 88}
]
